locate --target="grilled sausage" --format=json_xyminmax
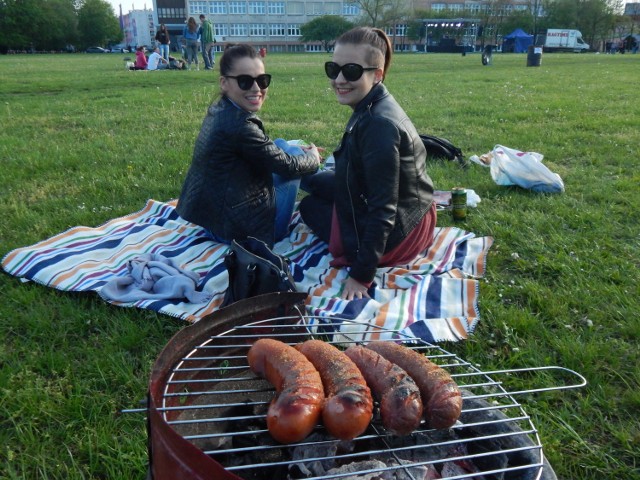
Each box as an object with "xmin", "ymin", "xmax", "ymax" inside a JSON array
[
  {"xmin": 247, "ymin": 338, "xmax": 325, "ymax": 443},
  {"xmin": 366, "ymin": 341, "xmax": 462, "ymax": 429},
  {"xmin": 344, "ymin": 345, "xmax": 423, "ymax": 435},
  {"xmin": 295, "ymin": 340, "xmax": 373, "ymax": 440}
]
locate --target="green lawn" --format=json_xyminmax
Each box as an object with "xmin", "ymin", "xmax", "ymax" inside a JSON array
[{"xmin": 1, "ymin": 51, "xmax": 639, "ymax": 479}]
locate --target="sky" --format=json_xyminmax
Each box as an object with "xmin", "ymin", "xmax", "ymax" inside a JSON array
[{"xmin": 108, "ymin": 0, "xmax": 152, "ymax": 15}]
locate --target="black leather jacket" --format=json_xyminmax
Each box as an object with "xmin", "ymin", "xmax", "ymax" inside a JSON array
[
  {"xmin": 333, "ymin": 83, "xmax": 434, "ymax": 283},
  {"xmin": 177, "ymin": 96, "xmax": 318, "ymax": 247}
]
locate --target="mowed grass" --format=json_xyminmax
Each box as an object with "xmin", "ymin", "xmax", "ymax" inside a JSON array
[{"xmin": 1, "ymin": 52, "xmax": 639, "ymax": 479}]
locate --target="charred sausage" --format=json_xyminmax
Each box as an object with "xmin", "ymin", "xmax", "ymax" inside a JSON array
[
  {"xmin": 344, "ymin": 345, "xmax": 423, "ymax": 435},
  {"xmin": 296, "ymin": 340, "xmax": 373, "ymax": 440},
  {"xmin": 247, "ymin": 338, "xmax": 324, "ymax": 443},
  {"xmin": 366, "ymin": 341, "xmax": 462, "ymax": 429}
]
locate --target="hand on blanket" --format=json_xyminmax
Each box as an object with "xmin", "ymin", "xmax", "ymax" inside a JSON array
[{"xmin": 341, "ymin": 276, "xmax": 371, "ymax": 301}]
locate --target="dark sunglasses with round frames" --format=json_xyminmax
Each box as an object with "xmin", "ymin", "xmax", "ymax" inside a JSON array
[
  {"xmin": 224, "ymin": 74, "xmax": 272, "ymax": 90},
  {"xmin": 324, "ymin": 62, "xmax": 379, "ymax": 82}
]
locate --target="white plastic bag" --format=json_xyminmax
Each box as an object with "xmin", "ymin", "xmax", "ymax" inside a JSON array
[{"xmin": 470, "ymin": 145, "xmax": 564, "ymax": 193}]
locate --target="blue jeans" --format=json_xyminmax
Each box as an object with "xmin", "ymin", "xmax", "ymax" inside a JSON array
[
  {"xmin": 185, "ymin": 39, "xmax": 198, "ymax": 66},
  {"xmin": 202, "ymin": 42, "xmax": 215, "ymax": 68},
  {"xmin": 159, "ymin": 44, "xmax": 169, "ymax": 61},
  {"xmin": 273, "ymin": 174, "xmax": 301, "ymax": 242},
  {"xmin": 205, "ymin": 174, "xmax": 300, "ymax": 245}
]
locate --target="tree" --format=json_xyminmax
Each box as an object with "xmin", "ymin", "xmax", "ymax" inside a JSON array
[
  {"xmin": 77, "ymin": 0, "xmax": 121, "ymax": 48},
  {"xmin": 300, "ymin": 15, "xmax": 354, "ymax": 52},
  {"xmin": 352, "ymin": 0, "xmax": 397, "ymax": 27}
]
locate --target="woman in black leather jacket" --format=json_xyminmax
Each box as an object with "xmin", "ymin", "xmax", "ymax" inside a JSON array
[
  {"xmin": 177, "ymin": 44, "xmax": 321, "ymax": 247},
  {"xmin": 300, "ymin": 27, "xmax": 436, "ymax": 300}
]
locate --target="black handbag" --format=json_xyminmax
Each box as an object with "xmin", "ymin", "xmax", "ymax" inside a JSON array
[
  {"xmin": 221, "ymin": 236, "xmax": 299, "ymax": 308},
  {"xmin": 420, "ymin": 134, "xmax": 466, "ymax": 168}
]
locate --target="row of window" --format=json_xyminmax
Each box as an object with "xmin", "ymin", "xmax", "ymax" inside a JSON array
[
  {"xmin": 431, "ymin": 2, "xmax": 529, "ymax": 13},
  {"xmin": 212, "ymin": 23, "xmax": 302, "ymax": 36},
  {"xmin": 188, "ymin": 1, "xmax": 358, "ymax": 16},
  {"xmin": 203, "ymin": 23, "xmax": 410, "ymax": 38}
]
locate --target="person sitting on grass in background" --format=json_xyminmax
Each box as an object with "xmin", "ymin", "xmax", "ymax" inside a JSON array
[
  {"xmin": 168, "ymin": 55, "xmax": 187, "ymax": 70},
  {"xmin": 176, "ymin": 44, "xmax": 321, "ymax": 247},
  {"xmin": 299, "ymin": 27, "xmax": 436, "ymax": 301},
  {"xmin": 147, "ymin": 47, "xmax": 169, "ymax": 71},
  {"xmin": 133, "ymin": 46, "xmax": 147, "ymax": 70}
]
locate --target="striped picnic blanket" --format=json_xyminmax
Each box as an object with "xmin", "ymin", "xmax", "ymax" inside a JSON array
[{"xmin": 1, "ymin": 199, "xmax": 493, "ymax": 343}]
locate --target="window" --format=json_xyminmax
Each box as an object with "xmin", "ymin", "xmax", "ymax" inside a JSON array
[
  {"xmin": 288, "ymin": 24, "xmax": 301, "ymax": 36},
  {"xmin": 250, "ymin": 23, "xmax": 267, "ymax": 36},
  {"xmin": 210, "ymin": 1, "xmax": 226, "ymax": 14},
  {"xmin": 324, "ymin": 2, "xmax": 341, "ymax": 14},
  {"xmin": 189, "ymin": 1, "xmax": 207, "ymax": 14},
  {"xmin": 269, "ymin": 24, "xmax": 286, "ymax": 36},
  {"xmin": 229, "ymin": 1, "xmax": 247, "ymax": 14},
  {"xmin": 287, "ymin": 2, "xmax": 304, "ymax": 14},
  {"xmin": 450, "ymin": 3, "xmax": 464, "ymax": 11},
  {"xmin": 467, "ymin": 3, "xmax": 481, "ymax": 14},
  {"xmin": 307, "ymin": 2, "xmax": 323, "ymax": 15},
  {"xmin": 248, "ymin": 1, "xmax": 265, "ymax": 14},
  {"xmin": 268, "ymin": 1, "xmax": 285, "ymax": 14},
  {"xmin": 214, "ymin": 23, "xmax": 228, "ymax": 36},
  {"xmin": 431, "ymin": 3, "xmax": 446, "ymax": 11},
  {"xmin": 342, "ymin": 3, "xmax": 359, "ymax": 15},
  {"xmin": 229, "ymin": 23, "xmax": 248, "ymax": 35}
]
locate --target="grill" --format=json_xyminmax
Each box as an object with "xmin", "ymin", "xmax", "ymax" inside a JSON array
[{"xmin": 142, "ymin": 292, "xmax": 586, "ymax": 480}]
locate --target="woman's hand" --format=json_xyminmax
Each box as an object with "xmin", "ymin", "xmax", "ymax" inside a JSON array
[
  {"xmin": 341, "ymin": 276, "xmax": 370, "ymax": 301},
  {"xmin": 303, "ymin": 144, "xmax": 322, "ymax": 168}
]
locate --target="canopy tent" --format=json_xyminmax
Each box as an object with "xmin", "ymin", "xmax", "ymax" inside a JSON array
[{"xmin": 503, "ymin": 28, "xmax": 533, "ymax": 53}]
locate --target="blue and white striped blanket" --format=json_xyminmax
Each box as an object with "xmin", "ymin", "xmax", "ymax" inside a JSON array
[{"xmin": 2, "ymin": 199, "xmax": 493, "ymax": 343}]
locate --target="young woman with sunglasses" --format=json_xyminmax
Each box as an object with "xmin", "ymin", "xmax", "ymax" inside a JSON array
[
  {"xmin": 300, "ymin": 27, "xmax": 436, "ymax": 301},
  {"xmin": 177, "ymin": 44, "xmax": 321, "ymax": 247}
]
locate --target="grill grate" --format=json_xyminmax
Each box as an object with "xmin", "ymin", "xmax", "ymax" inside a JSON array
[{"xmin": 146, "ymin": 307, "xmax": 585, "ymax": 480}]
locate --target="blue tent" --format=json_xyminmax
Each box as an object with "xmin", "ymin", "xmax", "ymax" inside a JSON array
[{"xmin": 503, "ymin": 28, "xmax": 533, "ymax": 53}]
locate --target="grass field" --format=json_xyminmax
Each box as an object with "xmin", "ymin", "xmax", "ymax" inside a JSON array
[{"xmin": 1, "ymin": 51, "xmax": 639, "ymax": 479}]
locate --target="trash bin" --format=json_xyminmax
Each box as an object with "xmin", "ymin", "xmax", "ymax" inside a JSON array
[
  {"xmin": 527, "ymin": 45, "xmax": 542, "ymax": 67},
  {"xmin": 259, "ymin": 47, "xmax": 266, "ymax": 58}
]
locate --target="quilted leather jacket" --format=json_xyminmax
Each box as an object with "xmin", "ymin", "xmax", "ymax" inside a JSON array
[
  {"xmin": 333, "ymin": 83, "xmax": 434, "ymax": 283},
  {"xmin": 176, "ymin": 96, "xmax": 318, "ymax": 247}
]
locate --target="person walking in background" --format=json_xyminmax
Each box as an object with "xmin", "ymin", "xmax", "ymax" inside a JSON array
[
  {"xmin": 147, "ymin": 46, "xmax": 169, "ymax": 70},
  {"xmin": 176, "ymin": 44, "xmax": 321, "ymax": 247},
  {"xmin": 199, "ymin": 14, "xmax": 216, "ymax": 70},
  {"xmin": 155, "ymin": 24, "xmax": 171, "ymax": 61},
  {"xmin": 182, "ymin": 17, "xmax": 200, "ymax": 70},
  {"xmin": 299, "ymin": 27, "xmax": 436, "ymax": 301}
]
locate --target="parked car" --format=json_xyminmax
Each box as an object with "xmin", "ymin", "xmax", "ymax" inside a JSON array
[
  {"xmin": 85, "ymin": 46, "xmax": 109, "ymax": 53},
  {"xmin": 109, "ymin": 44, "xmax": 130, "ymax": 53}
]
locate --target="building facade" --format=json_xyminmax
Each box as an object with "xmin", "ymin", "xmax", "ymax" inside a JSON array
[
  {"xmin": 150, "ymin": 0, "xmax": 536, "ymax": 53},
  {"xmin": 122, "ymin": 8, "xmax": 156, "ymax": 49},
  {"xmin": 152, "ymin": 0, "xmax": 362, "ymax": 52}
]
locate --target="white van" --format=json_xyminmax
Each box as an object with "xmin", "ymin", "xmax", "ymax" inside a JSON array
[{"xmin": 540, "ymin": 29, "xmax": 590, "ymax": 52}]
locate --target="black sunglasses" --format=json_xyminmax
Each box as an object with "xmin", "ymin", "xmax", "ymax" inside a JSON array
[
  {"xmin": 324, "ymin": 62, "xmax": 379, "ymax": 81},
  {"xmin": 224, "ymin": 74, "xmax": 272, "ymax": 90}
]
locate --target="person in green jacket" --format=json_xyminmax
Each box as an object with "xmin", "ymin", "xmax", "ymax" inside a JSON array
[{"xmin": 199, "ymin": 14, "xmax": 216, "ymax": 69}]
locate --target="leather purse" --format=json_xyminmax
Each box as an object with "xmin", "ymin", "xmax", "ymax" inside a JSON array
[{"xmin": 221, "ymin": 236, "xmax": 299, "ymax": 308}]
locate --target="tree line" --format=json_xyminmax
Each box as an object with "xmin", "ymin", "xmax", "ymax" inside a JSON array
[
  {"xmin": 302, "ymin": 0, "xmax": 631, "ymax": 53},
  {"xmin": 1, "ymin": 0, "xmax": 632, "ymax": 54},
  {"xmin": 0, "ymin": 0, "xmax": 121, "ymax": 53}
]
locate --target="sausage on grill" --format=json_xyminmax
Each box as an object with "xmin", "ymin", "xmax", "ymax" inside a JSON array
[
  {"xmin": 366, "ymin": 341, "xmax": 462, "ymax": 429},
  {"xmin": 247, "ymin": 338, "xmax": 325, "ymax": 443},
  {"xmin": 344, "ymin": 345, "xmax": 423, "ymax": 435},
  {"xmin": 296, "ymin": 339, "xmax": 373, "ymax": 440}
]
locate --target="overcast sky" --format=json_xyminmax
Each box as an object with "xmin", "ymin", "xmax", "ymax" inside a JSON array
[{"xmin": 108, "ymin": 0, "xmax": 152, "ymax": 16}]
